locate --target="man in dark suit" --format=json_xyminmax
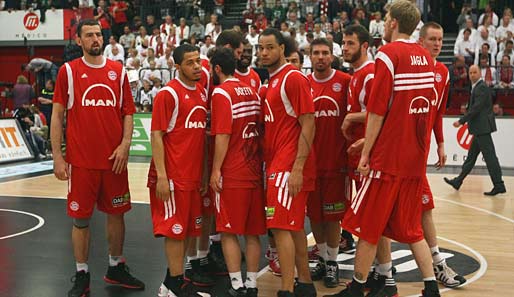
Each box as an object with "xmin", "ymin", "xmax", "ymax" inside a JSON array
[{"xmin": 444, "ymin": 65, "xmax": 506, "ymax": 196}]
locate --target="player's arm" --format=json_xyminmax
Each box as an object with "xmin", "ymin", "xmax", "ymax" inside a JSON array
[
  {"xmin": 51, "ymin": 103, "xmax": 67, "ymax": 180},
  {"xmin": 38, "ymin": 96, "xmax": 53, "ymax": 104},
  {"xmin": 290, "ymin": 113, "xmax": 315, "ymax": 197},
  {"xmin": 109, "ymin": 114, "xmax": 133, "ymax": 174},
  {"xmin": 342, "ymin": 111, "xmax": 366, "ymax": 139},
  {"xmin": 210, "ymin": 134, "xmax": 230, "ymax": 193},
  {"xmin": 434, "ymin": 80, "xmax": 450, "ymax": 169},
  {"xmin": 151, "ymin": 130, "xmax": 170, "ymax": 201},
  {"xmin": 359, "ymin": 112, "xmax": 384, "ymax": 176}
]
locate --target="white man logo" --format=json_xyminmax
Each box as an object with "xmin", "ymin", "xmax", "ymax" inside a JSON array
[
  {"xmin": 408, "ymin": 96, "xmax": 430, "ymax": 115},
  {"xmin": 184, "ymin": 106, "xmax": 207, "ymax": 129},
  {"xmin": 264, "ymin": 99, "xmax": 275, "ymax": 122},
  {"xmin": 313, "ymin": 96, "xmax": 340, "ymax": 118},
  {"xmin": 242, "ymin": 122, "xmax": 259, "ymax": 139},
  {"xmin": 81, "ymin": 84, "xmax": 117, "ymax": 107}
]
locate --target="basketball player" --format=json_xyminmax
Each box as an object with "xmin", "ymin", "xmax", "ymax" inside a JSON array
[
  {"xmin": 209, "ymin": 47, "xmax": 266, "ymax": 297},
  {"xmin": 307, "ymin": 38, "xmax": 351, "ymax": 288},
  {"xmin": 148, "ymin": 44, "xmax": 209, "ymax": 297},
  {"xmin": 325, "ymin": 2, "xmax": 441, "ymax": 296},
  {"xmin": 234, "ymin": 40, "xmax": 262, "ymax": 92},
  {"xmin": 51, "ymin": 19, "xmax": 144, "ymax": 297},
  {"xmin": 259, "ymin": 28, "xmax": 316, "ymax": 297}
]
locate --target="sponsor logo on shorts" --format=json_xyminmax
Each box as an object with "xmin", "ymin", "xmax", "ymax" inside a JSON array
[
  {"xmin": 203, "ymin": 197, "xmax": 211, "ymax": 207},
  {"xmin": 195, "ymin": 216, "xmax": 202, "ymax": 229},
  {"xmin": 112, "ymin": 192, "xmax": 130, "ymax": 207},
  {"xmin": 422, "ymin": 194, "xmax": 430, "ymax": 204},
  {"xmin": 323, "ymin": 202, "xmax": 345, "ymax": 213},
  {"xmin": 172, "ymin": 224, "xmax": 183, "ymax": 234},
  {"xmin": 266, "ymin": 207, "xmax": 275, "ymax": 219},
  {"xmin": 70, "ymin": 201, "xmax": 80, "ymax": 211}
]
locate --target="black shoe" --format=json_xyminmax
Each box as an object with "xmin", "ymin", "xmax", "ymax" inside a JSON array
[
  {"xmin": 310, "ymin": 257, "xmax": 326, "ymax": 281},
  {"xmin": 208, "ymin": 243, "xmax": 228, "ymax": 275},
  {"xmin": 340, "ymin": 230, "xmax": 356, "ymax": 254},
  {"xmin": 246, "ymin": 287, "xmax": 258, "ymax": 297},
  {"xmin": 366, "ymin": 275, "xmax": 398, "ymax": 297},
  {"xmin": 364, "ymin": 270, "xmax": 380, "ymax": 292},
  {"xmin": 443, "ymin": 177, "xmax": 461, "ymax": 190},
  {"xmin": 293, "ymin": 282, "xmax": 316, "ymax": 297},
  {"xmin": 68, "ymin": 270, "xmax": 90, "ymax": 297},
  {"xmin": 323, "ymin": 286, "xmax": 363, "ymax": 297},
  {"xmin": 104, "ymin": 262, "xmax": 145, "ymax": 290},
  {"xmin": 421, "ymin": 289, "xmax": 441, "ymax": 297},
  {"xmin": 185, "ymin": 258, "xmax": 215, "ymax": 287},
  {"xmin": 421, "ymin": 280, "xmax": 440, "ymax": 297},
  {"xmin": 277, "ymin": 291, "xmax": 294, "ymax": 297},
  {"xmin": 484, "ymin": 186, "xmax": 506, "ymax": 196},
  {"xmin": 181, "ymin": 281, "xmax": 212, "ymax": 297},
  {"xmin": 323, "ymin": 260, "xmax": 339, "ymax": 288},
  {"xmin": 228, "ymin": 286, "xmax": 247, "ymax": 297}
]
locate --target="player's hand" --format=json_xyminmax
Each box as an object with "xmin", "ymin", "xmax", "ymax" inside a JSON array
[
  {"xmin": 210, "ymin": 169, "xmax": 223, "ymax": 193},
  {"xmin": 288, "ymin": 168, "xmax": 303, "ymax": 199},
  {"xmin": 156, "ymin": 176, "xmax": 171, "ymax": 201},
  {"xmin": 347, "ymin": 138, "xmax": 365, "ymax": 155},
  {"xmin": 341, "ymin": 117, "xmax": 352, "ymax": 140},
  {"xmin": 109, "ymin": 142, "xmax": 130, "ymax": 174},
  {"xmin": 358, "ymin": 154, "xmax": 370, "ymax": 177},
  {"xmin": 453, "ymin": 121, "xmax": 461, "ymax": 128},
  {"xmin": 435, "ymin": 145, "xmax": 447, "ymax": 170},
  {"xmin": 53, "ymin": 155, "xmax": 69, "ymax": 180}
]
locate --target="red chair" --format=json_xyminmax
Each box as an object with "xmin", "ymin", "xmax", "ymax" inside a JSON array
[
  {"xmin": 495, "ymin": 90, "xmax": 514, "ymax": 109},
  {"xmin": 449, "ymin": 91, "xmax": 470, "ymax": 109}
]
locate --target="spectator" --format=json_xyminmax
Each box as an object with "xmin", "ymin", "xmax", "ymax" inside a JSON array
[
  {"xmin": 313, "ymin": 23, "xmax": 326, "ymax": 39},
  {"xmin": 103, "ymin": 36, "xmax": 125, "ymax": 58},
  {"xmin": 135, "ymin": 26, "xmax": 149, "ymax": 49},
  {"xmin": 246, "ymin": 25, "xmax": 259, "ymax": 50},
  {"xmin": 497, "ymin": 55, "xmax": 514, "ymax": 88},
  {"xmin": 190, "ymin": 16, "xmax": 205, "ymax": 39},
  {"xmin": 13, "ymin": 102, "xmax": 46, "ymax": 159},
  {"xmin": 11, "ymin": 75, "xmax": 34, "ymax": 109},
  {"xmin": 159, "ymin": 15, "xmax": 176, "ymax": 36},
  {"xmin": 109, "ymin": 0, "xmax": 128, "ymax": 38},
  {"xmin": 369, "ymin": 11, "xmax": 384, "ymax": 38},
  {"xmin": 496, "ymin": 15, "xmax": 514, "ymax": 49},
  {"xmin": 131, "ymin": 16, "xmax": 143, "ymax": 32},
  {"xmin": 366, "ymin": 0, "xmax": 383, "ymax": 14},
  {"xmin": 480, "ymin": 55, "xmax": 496, "ymax": 87},
  {"xmin": 29, "ymin": 105, "xmax": 49, "ymax": 141},
  {"xmin": 94, "ymin": 0, "xmax": 112, "ymax": 43},
  {"xmin": 38, "ymin": 79, "xmax": 54, "ymax": 132},
  {"xmin": 119, "ymin": 25, "xmax": 135, "ymax": 53},
  {"xmin": 326, "ymin": 33, "xmax": 342, "ymax": 57},
  {"xmin": 200, "ymin": 35, "xmax": 215, "ymax": 56},
  {"xmin": 287, "ymin": 1, "xmax": 300, "ymax": 20},
  {"xmin": 211, "ymin": 23, "xmax": 222, "ymax": 43},
  {"xmin": 165, "ymin": 26, "xmax": 178, "ymax": 52},
  {"xmin": 287, "ymin": 11, "xmax": 301, "ymax": 31},
  {"xmin": 161, "ymin": 57, "xmax": 175, "ymax": 84},
  {"xmin": 449, "ymin": 55, "xmax": 470, "ymax": 91},
  {"xmin": 320, "ymin": 14, "xmax": 332, "ymax": 33},
  {"xmin": 497, "ymin": 40, "xmax": 514, "ymax": 65},
  {"xmin": 460, "ymin": 103, "xmax": 467, "ymax": 115},
  {"xmin": 139, "ymin": 79, "xmax": 153, "ymax": 106},
  {"xmin": 143, "ymin": 60, "xmax": 162, "ymax": 84},
  {"xmin": 478, "ymin": 3, "xmax": 499, "ymax": 27},
  {"xmin": 477, "ymin": 14, "xmax": 496, "ymax": 41},
  {"xmin": 157, "ymin": 46, "xmax": 173, "ymax": 69},
  {"xmin": 493, "ymin": 103, "xmax": 510, "ymax": 116},
  {"xmin": 205, "ymin": 14, "xmax": 220, "ymax": 38},
  {"xmin": 296, "ymin": 25, "xmax": 308, "ymax": 48},
  {"xmin": 23, "ymin": 57, "xmax": 58, "ymax": 90},
  {"xmin": 128, "ymin": 70, "xmax": 141, "ymax": 104},
  {"xmin": 125, "ymin": 48, "xmax": 139, "ymax": 69},
  {"xmin": 302, "ymin": 0, "xmax": 318, "ymax": 20},
  {"xmin": 131, "ymin": 58, "xmax": 142, "ymax": 73},
  {"xmin": 144, "ymin": 15, "xmax": 157, "ymax": 35},
  {"xmin": 153, "ymin": 35, "xmax": 165, "ymax": 58},
  {"xmin": 176, "ymin": 17, "xmax": 190, "ymax": 44},
  {"xmin": 477, "ymin": 43, "xmax": 496, "ymax": 66},
  {"xmin": 454, "ymin": 28, "xmax": 476, "ymax": 64},
  {"xmin": 107, "ymin": 45, "xmax": 124, "ymax": 63},
  {"xmin": 148, "ymin": 26, "xmax": 165, "ymax": 49},
  {"xmin": 457, "ymin": 18, "xmax": 478, "ymax": 43},
  {"xmin": 305, "ymin": 13, "xmax": 315, "ymax": 32},
  {"xmin": 142, "ymin": 47, "xmax": 157, "ymax": 68},
  {"xmin": 151, "ymin": 77, "xmax": 162, "ymax": 98},
  {"xmin": 271, "ymin": 2, "xmax": 287, "ymax": 24},
  {"xmin": 456, "ymin": 3, "xmax": 477, "ymax": 31},
  {"xmin": 354, "ymin": 8, "xmax": 369, "ymax": 30},
  {"xmin": 60, "ymin": 0, "xmax": 79, "ymax": 9},
  {"xmin": 280, "ymin": 22, "xmax": 291, "ymax": 37},
  {"xmin": 474, "ymin": 28, "xmax": 498, "ymax": 64},
  {"xmin": 339, "ymin": 11, "xmax": 351, "ymax": 27},
  {"xmin": 254, "ymin": 12, "xmax": 268, "ymax": 33}
]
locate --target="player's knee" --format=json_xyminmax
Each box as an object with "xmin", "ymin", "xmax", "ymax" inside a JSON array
[{"xmin": 73, "ymin": 217, "xmax": 91, "ymax": 229}]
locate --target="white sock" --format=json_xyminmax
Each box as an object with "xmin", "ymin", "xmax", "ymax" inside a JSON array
[
  {"xmin": 245, "ymin": 272, "xmax": 257, "ymax": 288},
  {"xmin": 423, "ymin": 276, "xmax": 437, "ymax": 281},
  {"xmin": 430, "ymin": 246, "xmax": 444, "ymax": 265},
  {"xmin": 229, "ymin": 271, "xmax": 244, "ymax": 289},
  {"xmin": 76, "ymin": 262, "xmax": 88, "ymax": 272},
  {"xmin": 109, "ymin": 255, "xmax": 123, "ymax": 267},
  {"xmin": 197, "ymin": 250, "xmax": 209, "ymax": 259},
  {"xmin": 187, "ymin": 256, "xmax": 198, "ymax": 262},
  {"xmin": 327, "ymin": 246, "xmax": 339, "ymax": 262},
  {"xmin": 210, "ymin": 234, "xmax": 221, "ymax": 242},
  {"xmin": 378, "ymin": 262, "xmax": 393, "ymax": 278},
  {"xmin": 317, "ymin": 242, "xmax": 328, "ymax": 260}
]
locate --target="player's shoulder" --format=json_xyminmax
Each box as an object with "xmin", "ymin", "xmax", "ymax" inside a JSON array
[
  {"xmin": 334, "ymin": 69, "xmax": 352, "ymax": 83},
  {"xmin": 435, "ymin": 61, "xmax": 449, "ymax": 73}
]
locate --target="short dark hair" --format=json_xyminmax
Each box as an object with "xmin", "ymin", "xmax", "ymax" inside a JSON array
[
  {"xmin": 464, "ymin": 28, "xmax": 472, "ymax": 34},
  {"xmin": 173, "ymin": 44, "xmax": 199, "ymax": 65},
  {"xmin": 77, "ymin": 19, "xmax": 101, "ymax": 37},
  {"xmin": 210, "ymin": 47, "xmax": 236, "ymax": 76},
  {"xmin": 482, "ymin": 43, "xmax": 490, "ymax": 50},
  {"xmin": 259, "ymin": 28, "xmax": 295, "ymax": 57},
  {"xmin": 507, "ymin": 40, "xmax": 514, "ymax": 46},
  {"xmin": 343, "ymin": 24, "xmax": 371, "ymax": 46},
  {"xmin": 251, "ymin": 25, "xmax": 257, "ymax": 30},
  {"xmin": 215, "ymin": 29, "xmax": 244, "ymax": 49},
  {"xmin": 310, "ymin": 38, "xmax": 333, "ymax": 54}
]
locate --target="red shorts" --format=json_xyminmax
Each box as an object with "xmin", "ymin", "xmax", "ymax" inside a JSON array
[
  {"xmin": 149, "ymin": 185, "xmax": 202, "ymax": 240},
  {"xmin": 67, "ymin": 165, "xmax": 131, "ymax": 218},
  {"xmin": 215, "ymin": 187, "xmax": 266, "ymax": 235},
  {"xmin": 342, "ymin": 170, "xmax": 424, "ymax": 245},
  {"xmin": 421, "ymin": 175, "xmax": 434, "ymax": 212},
  {"xmin": 307, "ymin": 175, "xmax": 349, "ymax": 223},
  {"xmin": 348, "ymin": 168, "xmax": 363, "ymax": 193},
  {"xmin": 202, "ymin": 188, "xmax": 216, "ymax": 216}
]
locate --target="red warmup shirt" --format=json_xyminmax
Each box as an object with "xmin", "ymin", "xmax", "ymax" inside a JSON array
[
  {"xmin": 366, "ymin": 39, "xmax": 435, "ymax": 177},
  {"xmin": 347, "ymin": 60, "xmax": 374, "ymax": 169},
  {"xmin": 308, "ymin": 69, "xmax": 351, "ymax": 177},
  {"xmin": 110, "ymin": 1, "xmax": 128, "ymax": 24},
  {"xmin": 429, "ymin": 61, "xmax": 450, "ymax": 147},
  {"xmin": 147, "ymin": 78, "xmax": 208, "ymax": 190},
  {"xmin": 211, "ymin": 78, "xmax": 263, "ymax": 188},
  {"xmin": 234, "ymin": 68, "xmax": 262, "ymax": 93},
  {"xmin": 53, "ymin": 57, "xmax": 135, "ymax": 170},
  {"xmin": 263, "ymin": 63, "xmax": 316, "ymax": 189}
]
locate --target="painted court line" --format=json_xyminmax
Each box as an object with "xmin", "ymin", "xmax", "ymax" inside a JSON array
[{"xmin": 0, "ymin": 208, "xmax": 45, "ymax": 240}]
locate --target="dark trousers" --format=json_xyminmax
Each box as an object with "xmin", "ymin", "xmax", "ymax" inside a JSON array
[{"xmin": 456, "ymin": 133, "xmax": 504, "ymax": 187}]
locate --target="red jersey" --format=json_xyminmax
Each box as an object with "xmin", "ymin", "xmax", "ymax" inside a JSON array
[
  {"xmin": 430, "ymin": 61, "xmax": 449, "ymax": 145},
  {"xmin": 198, "ymin": 57, "xmax": 211, "ymax": 93},
  {"xmin": 53, "ymin": 57, "xmax": 135, "ymax": 170},
  {"xmin": 366, "ymin": 40, "xmax": 435, "ymax": 177},
  {"xmin": 211, "ymin": 78, "xmax": 262, "ymax": 187},
  {"xmin": 347, "ymin": 61, "xmax": 374, "ymax": 169},
  {"xmin": 147, "ymin": 78, "xmax": 208, "ymax": 190},
  {"xmin": 110, "ymin": 1, "xmax": 128, "ymax": 23},
  {"xmin": 263, "ymin": 64, "xmax": 316, "ymax": 188},
  {"xmin": 308, "ymin": 69, "xmax": 351, "ymax": 177},
  {"xmin": 234, "ymin": 68, "xmax": 262, "ymax": 93}
]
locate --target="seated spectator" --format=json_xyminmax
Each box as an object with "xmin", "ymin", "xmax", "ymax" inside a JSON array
[
  {"xmin": 119, "ymin": 25, "xmax": 135, "ymax": 53},
  {"xmin": 254, "ymin": 12, "xmax": 268, "ymax": 33},
  {"xmin": 125, "ymin": 48, "xmax": 139, "ymax": 69},
  {"xmin": 280, "ymin": 22, "xmax": 291, "ymax": 38},
  {"xmin": 493, "ymin": 103, "xmax": 510, "ymax": 116},
  {"xmin": 339, "ymin": 11, "xmax": 351, "ymax": 28},
  {"xmin": 176, "ymin": 17, "xmax": 190, "ymax": 44},
  {"xmin": 37, "ymin": 79, "xmax": 54, "ymax": 130},
  {"xmin": 211, "ymin": 23, "xmax": 222, "ymax": 43},
  {"xmin": 454, "ymin": 28, "xmax": 476, "ymax": 65},
  {"xmin": 142, "ymin": 47, "xmax": 158, "ymax": 68},
  {"xmin": 305, "ymin": 13, "xmax": 315, "ymax": 32},
  {"xmin": 353, "ymin": 9, "xmax": 369, "ymax": 30},
  {"xmin": 497, "ymin": 40, "xmax": 514, "ymax": 65},
  {"xmin": 475, "ymin": 27, "xmax": 498, "ymax": 63},
  {"xmin": 326, "ymin": 33, "xmax": 342, "ymax": 57},
  {"xmin": 158, "ymin": 46, "xmax": 173, "ymax": 68},
  {"xmin": 287, "ymin": 11, "xmax": 301, "ymax": 31},
  {"xmin": 246, "ymin": 25, "xmax": 259, "ymax": 51},
  {"xmin": 148, "ymin": 26, "xmax": 166, "ymax": 49},
  {"xmin": 151, "ymin": 78, "xmax": 162, "ymax": 98},
  {"xmin": 190, "ymin": 16, "xmax": 205, "ymax": 39},
  {"xmin": 478, "ymin": 3, "xmax": 499, "ymax": 27},
  {"xmin": 302, "ymin": 0, "xmax": 318, "ymax": 20},
  {"xmin": 103, "ymin": 36, "xmax": 125, "ymax": 58},
  {"xmin": 287, "ymin": 1, "xmax": 300, "ymax": 20},
  {"xmin": 200, "ymin": 35, "xmax": 215, "ymax": 57},
  {"xmin": 313, "ymin": 23, "xmax": 326, "ymax": 39},
  {"xmin": 369, "ymin": 11, "xmax": 385, "ymax": 38},
  {"xmin": 128, "ymin": 70, "xmax": 141, "ymax": 103},
  {"xmin": 449, "ymin": 55, "xmax": 470, "ymax": 91},
  {"xmin": 144, "ymin": 14, "xmax": 157, "ymax": 35},
  {"xmin": 30, "ymin": 105, "xmax": 48, "ymax": 140},
  {"xmin": 153, "ymin": 35, "xmax": 165, "ymax": 58},
  {"xmin": 479, "ymin": 55, "xmax": 496, "ymax": 87},
  {"xmin": 161, "ymin": 57, "xmax": 175, "ymax": 84},
  {"xmin": 107, "ymin": 45, "xmax": 125, "ymax": 63},
  {"xmin": 135, "ymin": 26, "xmax": 149, "ymax": 49},
  {"xmin": 457, "ymin": 18, "xmax": 478, "ymax": 42},
  {"xmin": 205, "ymin": 14, "xmax": 220, "ymax": 38},
  {"xmin": 11, "ymin": 75, "xmax": 35, "ymax": 109},
  {"xmin": 319, "ymin": 14, "xmax": 332, "ymax": 33},
  {"xmin": 143, "ymin": 60, "xmax": 162, "ymax": 84},
  {"xmin": 477, "ymin": 14, "xmax": 496, "ymax": 41},
  {"xmin": 296, "ymin": 25, "xmax": 308, "ymax": 48},
  {"xmin": 496, "ymin": 15, "xmax": 514, "ymax": 48},
  {"xmin": 331, "ymin": 20, "xmax": 343, "ymax": 46},
  {"xmin": 460, "ymin": 103, "xmax": 467, "ymax": 115},
  {"xmin": 476, "ymin": 43, "xmax": 496, "ymax": 67},
  {"xmin": 165, "ymin": 26, "xmax": 178, "ymax": 52},
  {"xmin": 456, "ymin": 3, "xmax": 477, "ymax": 31},
  {"xmin": 139, "ymin": 79, "xmax": 154, "ymax": 106},
  {"xmin": 13, "ymin": 102, "xmax": 47, "ymax": 159},
  {"xmin": 496, "ymin": 55, "xmax": 514, "ymax": 88},
  {"xmin": 160, "ymin": 15, "xmax": 176, "ymax": 36}
]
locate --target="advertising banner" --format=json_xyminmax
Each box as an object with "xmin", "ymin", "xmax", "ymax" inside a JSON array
[
  {"xmin": 130, "ymin": 113, "xmax": 152, "ymax": 156},
  {"xmin": 0, "ymin": 10, "xmax": 64, "ymax": 42},
  {"xmin": 0, "ymin": 119, "xmax": 33, "ymax": 163}
]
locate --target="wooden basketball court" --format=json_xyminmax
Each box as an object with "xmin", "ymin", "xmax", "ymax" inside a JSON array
[{"xmin": 0, "ymin": 162, "xmax": 512, "ymax": 296}]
